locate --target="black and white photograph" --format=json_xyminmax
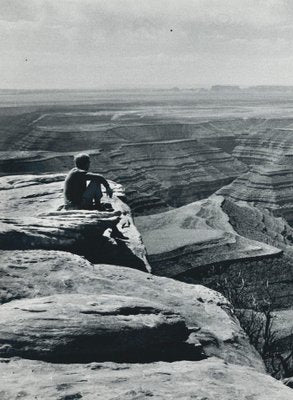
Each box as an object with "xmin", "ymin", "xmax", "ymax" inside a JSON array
[{"xmin": 0, "ymin": 0, "xmax": 293, "ymax": 398}]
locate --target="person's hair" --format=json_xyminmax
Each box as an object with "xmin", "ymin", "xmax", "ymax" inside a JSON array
[{"xmin": 74, "ymin": 153, "xmax": 90, "ymax": 169}]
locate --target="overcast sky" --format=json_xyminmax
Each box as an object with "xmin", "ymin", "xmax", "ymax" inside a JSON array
[{"xmin": 1, "ymin": 0, "xmax": 293, "ymax": 89}]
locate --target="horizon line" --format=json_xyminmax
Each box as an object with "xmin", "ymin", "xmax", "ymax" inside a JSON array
[{"xmin": 3, "ymin": 84, "xmax": 293, "ymax": 91}]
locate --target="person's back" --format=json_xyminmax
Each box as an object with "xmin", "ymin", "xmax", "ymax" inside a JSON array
[
  {"xmin": 64, "ymin": 167, "xmax": 88, "ymax": 209},
  {"xmin": 63, "ymin": 153, "xmax": 113, "ymax": 210}
]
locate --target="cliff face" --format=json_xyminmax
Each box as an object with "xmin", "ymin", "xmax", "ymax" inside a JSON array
[
  {"xmin": 218, "ymin": 159, "xmax": 293, "ymax": 226},
  {"xmin": 110, "ymin": 139, "xmax": 246, "ymax": 213},
  {"xmin": 233, "ymin": 128, "xmax": 293, "ymax": 165},
  {"xmin": 0, "ymin": 116, "xmax": 245, "ymax": 154}
]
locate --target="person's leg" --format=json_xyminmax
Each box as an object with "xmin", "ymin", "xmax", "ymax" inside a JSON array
[{"xmin": 81, "ymin": 181, "xmax": 102, "ymax": 209}]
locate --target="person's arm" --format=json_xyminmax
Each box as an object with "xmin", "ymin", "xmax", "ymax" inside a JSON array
[{"xmin": 85, "ymin": 172, "xmax": 113, "ymax": 197}]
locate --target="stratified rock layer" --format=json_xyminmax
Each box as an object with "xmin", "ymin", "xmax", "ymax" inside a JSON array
[
  {"xmin": 218, "ymin": 158, "xmax": 293, "ymax": 226},
  {"xmin": 0, "ymin": 117, "xmax": 248, "ymax": 214},
  {"xmin": 0, "ymin": 249, "xmax": 263, "ymax": 370},
  {"xmin": 109, "ymin": 139, "xmax": 246, "ymax": 212},
  {"xmin": 1, "ymin": 357, "xmax": 292, "ymax": 400},
  {"xmin": 233, "ymin": 128, "xmax": 293, "ymax": 165}
]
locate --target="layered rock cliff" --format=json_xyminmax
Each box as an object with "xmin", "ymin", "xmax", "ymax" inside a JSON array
[
  {"xmin": 0, "ymin": 112, "xmax": 248, "ymax": 214},
  {"xmin": 0, "ymin": 141, "xmax": 246, "ymax": 215},
  {"xmin": 218, "ymin": 157, "xmax": 293, "ymax": 226},
  {"xmin": 233, "ymin": 127, "xmax": 293, "ymax": 165}
]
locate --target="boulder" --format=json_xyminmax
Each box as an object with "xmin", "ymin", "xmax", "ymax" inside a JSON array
[{"xmin": 0, "ymin": 294, "xmax": 193, "ymax": 363}]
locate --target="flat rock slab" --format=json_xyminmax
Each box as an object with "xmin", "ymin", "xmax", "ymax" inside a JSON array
[
  {"xmin": 0, "ymin": 249, "xmax": 264, "ymax": 371},
  {"xmin": 0, "ymin": 174, "xmax": 150, "ymax": 271},
  {"xmin": 0, "ymin": 357, "xmax": 292, "ymax": 400},
  {"xmin": 0, "ymin": 294, "xmax": 190, "ymax": 363}
]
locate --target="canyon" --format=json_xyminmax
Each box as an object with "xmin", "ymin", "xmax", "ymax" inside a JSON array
[
  {"xmin": 0, "ymin": 110, "xmax": 248, "ymax": 214},
  {"xmin": 1, "ymin": 94, "xmax": 293, "ymax": 398}
]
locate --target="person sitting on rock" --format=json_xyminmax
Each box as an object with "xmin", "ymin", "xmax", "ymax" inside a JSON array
[{"xmin": 64, "ymin": 153, "xmax": 113, "ymax": 211}]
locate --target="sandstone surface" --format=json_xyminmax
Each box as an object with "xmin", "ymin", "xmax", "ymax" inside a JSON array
[
  {"xmin": 1, "ymin": 357, "xmax": 292, "ymax": 400},
  {"xmin": 0, "ymin": 293, "xmax": 192, "ymax": 363},
  {"xmin": 0, "ymin": 249, "xmax": 263, "ymax": 369},
  {"xmin": 0, "ymin": 173, "xmax": 149, "ymax": 271}
]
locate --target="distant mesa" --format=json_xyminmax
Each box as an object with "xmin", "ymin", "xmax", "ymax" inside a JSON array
[
  {"xmin": 211, "ymin": 85, "xmax": 241, "ymax": 92},
  {"xmin": 248, "ymin": 85, "xmax": 293, "ymax": 92},
  {"xmin": 209, "ymin": 85, "xmax": 293, "ymax": 93}
]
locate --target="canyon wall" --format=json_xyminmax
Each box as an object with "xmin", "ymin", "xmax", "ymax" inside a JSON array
[
  {"xmin": 218, "ymin": 157, "xmax": 293, "ymax": 226},
  {"xmin": 233, "ymin": 128, "xmax": 293, "ymax": 165},
  {"xmin": 0, "ymin": 112, "xmax": 248, "ymax": 214}
]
